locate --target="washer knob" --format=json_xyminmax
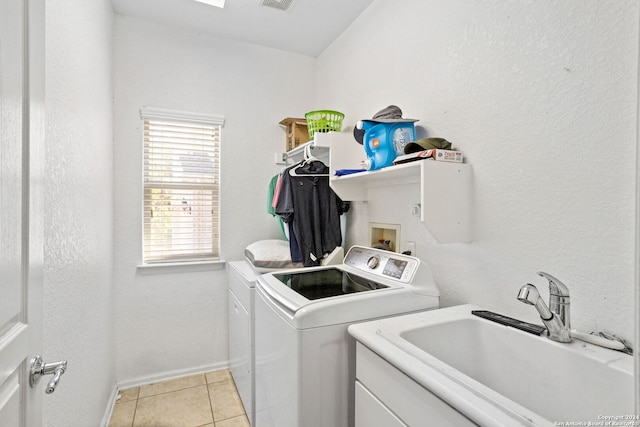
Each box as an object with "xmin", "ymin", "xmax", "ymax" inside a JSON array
[{"xmin": 367, "ymin": 256, "xmax": 380, "ymax": 269}]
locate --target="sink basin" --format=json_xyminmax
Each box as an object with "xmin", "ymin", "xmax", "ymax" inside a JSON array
[{"xmin": 348, "ymin": 304, "xmax": 634, "ymax": 426}]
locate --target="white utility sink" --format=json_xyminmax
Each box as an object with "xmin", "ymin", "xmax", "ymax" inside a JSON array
[{"xmin": 348, "ymin": 304, "xmax": 634, "ymax": 426}]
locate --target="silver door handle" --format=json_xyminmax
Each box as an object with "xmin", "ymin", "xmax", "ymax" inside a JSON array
[{"xmin": 30, "ymin": 355, "xmax": 68, "ymax": 394}]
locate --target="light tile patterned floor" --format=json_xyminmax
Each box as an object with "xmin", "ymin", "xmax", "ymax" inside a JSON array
[{"xmin": 108, "ymin": 370, "xmax": 249, "ymax": 427}]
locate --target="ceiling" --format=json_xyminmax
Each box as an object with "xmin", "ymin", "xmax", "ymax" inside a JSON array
[{"xmin": 111, "ymin": 0, "xmax": 374, "ymax": 57}]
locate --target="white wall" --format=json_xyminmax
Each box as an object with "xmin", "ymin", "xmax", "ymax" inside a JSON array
[
  {"xmin": 318, "ymin": 0, "xmax": 638, "ymax": 341},
  {"xmin": 40, "ymin": 2, "xmax": 637, "ymax": 422},
  {"xmin": 112, "ymin": 15, "xmax": 316, "ymax": 383},
  {"xmin": 44, "ymin": 0, "xmax": 115, "ymax": 426}
]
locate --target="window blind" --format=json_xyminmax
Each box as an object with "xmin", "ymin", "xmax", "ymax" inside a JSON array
[{"xmin": 141, "ymin": 108, "xmax": 223, "ymax": 263}]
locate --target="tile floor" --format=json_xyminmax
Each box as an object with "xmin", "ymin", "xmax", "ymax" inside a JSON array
[{"xmin": 108, "ymin": 370, "xmax": 249, "ymax": 427}]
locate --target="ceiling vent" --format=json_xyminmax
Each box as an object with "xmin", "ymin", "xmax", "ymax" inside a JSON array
[{"xmin": 258, "ymin": 0, "xmax": 296, "ymax": 12}]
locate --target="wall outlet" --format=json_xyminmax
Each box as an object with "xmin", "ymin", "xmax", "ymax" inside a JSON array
[{"xmin": 274, "ymin": 152, "xmax": 286, "ymax": 165}]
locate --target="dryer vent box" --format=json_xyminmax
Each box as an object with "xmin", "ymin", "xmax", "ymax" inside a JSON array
[{"xmin": 369, "ymin": 223, "xmax": 401, "ymax": 253}]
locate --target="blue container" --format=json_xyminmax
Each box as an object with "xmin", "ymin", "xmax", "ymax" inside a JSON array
[{"xmin": 360, "ymin": 121, "xmax": 417, "ymax": 170}]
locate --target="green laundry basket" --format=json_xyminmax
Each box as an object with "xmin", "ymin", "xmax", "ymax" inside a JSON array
[{"xmin": 305, "ymin": 110, "xmax": 344, "ymax": 139}]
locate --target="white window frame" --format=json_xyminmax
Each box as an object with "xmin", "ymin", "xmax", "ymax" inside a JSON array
[{"xmin": 140, "ymin": 106, "xmax": 224, "ymax": 266}]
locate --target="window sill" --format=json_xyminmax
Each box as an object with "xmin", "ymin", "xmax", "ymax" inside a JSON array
[{"xmin": 137, "ymin": 260, "xmax": 226, "ymax": 275}]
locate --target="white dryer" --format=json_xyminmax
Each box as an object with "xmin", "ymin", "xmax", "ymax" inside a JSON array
[
  {"xmin": 227, "ymin": 261, "xmax": 259, "ymax": 426},
  {"xmin": 254, "ymin": 246, "xmax": 440, "ymax": 427}
]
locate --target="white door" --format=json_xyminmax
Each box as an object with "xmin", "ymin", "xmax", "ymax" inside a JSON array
[{"xmin": 0, "ymin": 0, "xmax": 47, "ymax": 425}]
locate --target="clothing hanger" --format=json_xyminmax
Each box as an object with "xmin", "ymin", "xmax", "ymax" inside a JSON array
[
  {"xmin": 290, "ymin": 146, "xmax": 328, "ymax": 177},
  {"xmin": 303, "ymin": 144, "xmax": 319, "ymax": 164},
  {"xmin": 289, "ymin": 163, "xmax": 329, "ymax": 177}
]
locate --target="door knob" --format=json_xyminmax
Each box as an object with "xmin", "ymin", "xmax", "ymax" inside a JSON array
[{"xmin": 30, "ymin": 355, "xmax": 68, "ymax": 394}]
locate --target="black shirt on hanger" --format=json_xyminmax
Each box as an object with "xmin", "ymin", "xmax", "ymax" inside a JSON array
[{"xmin": 275, "ymin": 160, "xmax": 348, "ymax": 267}]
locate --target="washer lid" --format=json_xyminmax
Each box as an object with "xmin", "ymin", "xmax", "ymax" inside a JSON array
[
  {"xmin": 272, "ymin": 268, "xmax": 388, "ymax": 300},
  {"xmin": 257, "ymin": 272, "xmax": 438, "ymax": 329},
  {"xmin": 255, "ymin": 246, "xmax": 441, "ymax": 328},
  {"xmin": 257, "ymin": 265, "xmax": 400, "ymax": 315}
]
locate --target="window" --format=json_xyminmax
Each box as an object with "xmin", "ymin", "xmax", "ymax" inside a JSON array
[{"xmin": 141, "ymin": 107, "xmax": 223, "ymax": 264}]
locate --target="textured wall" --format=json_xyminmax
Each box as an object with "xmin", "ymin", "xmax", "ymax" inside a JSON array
[
  {"xmin": 318, "ymin": 0, "xmax": 638, "ymax": 341},
  {"xmin": 43, "ymin": 0, "xmax": 115, "ymax": 425},
  {"xmin": 112, "ymin": 15, "xmax": 316, "ymax": 384},
  {"xmin": 41, "ymin": 2, "xmax": 637, "ymax": 422}
]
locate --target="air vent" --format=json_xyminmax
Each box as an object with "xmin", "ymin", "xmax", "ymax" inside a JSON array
[{"xmin": 258, "ymin": 0, "xmax": 296, "ymax": 12}]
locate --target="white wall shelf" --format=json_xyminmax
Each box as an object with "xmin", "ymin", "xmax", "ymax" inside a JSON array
[
  {"xmin": 325, "ymin": 132, "xmax": 473, "ymax": 243},
  {"xmin": 281, "ymin": 134, "xmax": 331, "ymax": 164}
]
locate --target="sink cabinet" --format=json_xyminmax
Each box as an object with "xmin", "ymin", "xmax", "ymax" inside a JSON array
[
  {"xmin": 354, "ymin": 342, "xmax": 475, "ymax": 427},
  {"xmin": 355, "ymin": 382, "xmax": 406, "ymax": 427}
]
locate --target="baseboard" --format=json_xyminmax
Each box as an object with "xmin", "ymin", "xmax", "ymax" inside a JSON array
[
  {"xmin": 100, "ymin": 383, "xmax": 120, "ymax": 427},
  {"xmin": 101, "ymin": 361, "xmax": 230, "ymax": 426},
  {"xmin": 115, "ymin": 361, "xmax": 230, "ymax": 390}
]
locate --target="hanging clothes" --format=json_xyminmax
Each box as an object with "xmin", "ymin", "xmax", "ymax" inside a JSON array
[
  {"xmin": 275, "ymin": 160, "xmax": 348, "ymax": 267},
  {"xmin": 267, "ymin": 174, "xmax": 288, "ymax": 240},
  {"xmin": 274, "ymin": 162, "xmax": 303, "ymax": 262}
]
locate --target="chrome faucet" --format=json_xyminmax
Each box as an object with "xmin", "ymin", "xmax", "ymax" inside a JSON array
[{"xmin": 517, "ymin": 271, "xmax": 571, "ymax": 343}]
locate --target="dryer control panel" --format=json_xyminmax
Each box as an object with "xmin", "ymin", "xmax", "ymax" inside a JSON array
[{"xmin": 343, "ymin": 246, "xmax": 420, "ymax": 284}]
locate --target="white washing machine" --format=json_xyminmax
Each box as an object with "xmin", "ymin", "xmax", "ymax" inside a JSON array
[{"xmin": 254, "ymin": 246, "xmax": 440, "ymax": 427}]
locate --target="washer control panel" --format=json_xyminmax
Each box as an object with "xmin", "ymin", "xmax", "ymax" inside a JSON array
[
  {"xmin": 366, "ymin": 256, "xmax": 380, "ymax": 269},
  {"xmin": 344, "ymin": 246, "xmax": 419, "ymax": 283}
]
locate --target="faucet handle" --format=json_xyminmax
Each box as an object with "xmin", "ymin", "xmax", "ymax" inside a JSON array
[
  {"xmin": 537, "ymin": 271, "xmax": 570, "ymax": 330},
  {"xmin": 537, "ymin": 271, "xmax": 570, "ymax": 297}
]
